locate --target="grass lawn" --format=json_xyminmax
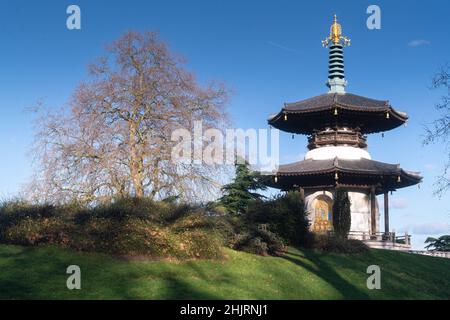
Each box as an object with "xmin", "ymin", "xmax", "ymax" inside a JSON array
[{"xmin": 0, "ymin": 244, "xmax": 449, "ymax": 299}]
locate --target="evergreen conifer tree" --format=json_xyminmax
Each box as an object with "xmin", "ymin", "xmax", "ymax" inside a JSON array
[
  {"xmin": 332, "ymin": 189, "xmax": 351, "ymax": 239},
  {"xmin": 219, "ymin": 161, "xmax": 267, "ymax": 214}
]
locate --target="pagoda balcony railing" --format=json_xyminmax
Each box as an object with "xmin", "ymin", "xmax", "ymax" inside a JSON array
[{"xmin": 308, "ymin": 129, "xmax": 367, "ymax": 150}]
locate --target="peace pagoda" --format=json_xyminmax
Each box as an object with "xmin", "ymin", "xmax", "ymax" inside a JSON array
[{"xmin": 266, "ymin": 15, "xmax": 422, "ymax": 250}]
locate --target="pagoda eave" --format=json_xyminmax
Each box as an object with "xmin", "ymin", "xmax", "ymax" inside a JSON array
[
  {"xmin": 268, "ymin": 93, "xmax": 408, "ymax": 135},
  {"xmin": 266, "ymin": 171, "xmax": 421, "ymax": 195},
  {"xmin": 265, "ymin": 158, "xmax": 422, "ymax": 194}
]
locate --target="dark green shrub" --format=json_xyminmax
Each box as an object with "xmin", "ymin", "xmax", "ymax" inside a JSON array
[
  {"xmin": 72, "ymin": 213, "xmax": 223, "ymax": 259},
  {"xmin": 212, "ymin": 215, "xmax": 247, "ymax": 247},
  {"xmin": 245, "ymin": 191, "xmax": 311, "ymax": 247},
  {"xmin": 169, "ymin": 212, "xmax": 216, "ymax": 232},
  {"xmin": 0, "ymin": 201, "xmax": 58, "ymax": 229},
  {"xmin": 88, "ymin": 197, "xmax": 161, "ymax": 221},
  {"xmin": 2, "ymin": 216, "xmax": 70, "ymax": 246},
  {"xmin": 0, "ymin": 200, "xmax": 71, "ymax": 245},
  {"xmin": 215, "ymin": 216, "xmax": 286, "ymax": 256},
  {"xmin": 311, "ymin": 234, "xmax": 368, "ymax": 254},
  {"xmin": 0, "ymin": 198, "xmax": 224, "ymax": 260},
  {"xmin": 240, "ymin": 237, "xmax": 268, "ymax": 256},
  {"xmin": 233, "ymin": 224, "xmax": 286, "ymax": 256},
  {"xmin": 78, "ymin": 217, "xmax": 174, "ymax": 256},
  {"xmin": 176, "ymin": 228, "xmax": 224, "ymax": 259},
  {"xmin": 211, "ymin": 191, "xmax": 310, "ymax": 256},
  {"xmin": 160, "ymin": 203, "xmax": 199, "ymax": 225}
]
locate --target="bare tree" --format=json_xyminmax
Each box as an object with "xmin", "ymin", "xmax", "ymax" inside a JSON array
[
  {"xmin": 424, "ymin": 64, "xmax": 450, "ymax": 197},
  {"xmin": 27, "ymin": 31, "xmax": 229, "ymax": 204}
]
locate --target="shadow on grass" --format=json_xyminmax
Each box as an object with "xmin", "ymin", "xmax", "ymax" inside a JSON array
[
  {"xmin": 282, "ymin": 249, "xmax": 371, "ymax": 299},
  {"xmin": 0, "ymin": 245, "xmax": 223, "ymax": 300},
  {"xmin": 3, "ymin": 244, "xmax": 448, "ymax": 300}
]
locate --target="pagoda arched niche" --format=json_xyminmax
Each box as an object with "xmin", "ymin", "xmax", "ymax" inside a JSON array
[
  {"xmin": 305, "ymin": 192, "xmax": 334, "ymax": 232},
  {"xmin": 305, "ymin": 189, "xmax": 379, "ymax": 236}
]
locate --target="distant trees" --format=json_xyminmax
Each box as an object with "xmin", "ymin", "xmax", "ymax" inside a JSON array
[
  {"xmin": 332, "ymin": 189, "xmax": 351, "ymax": 239},
  {"xmin": 28, "ymin": 31, "xmax": 229, "ymax": 204},
  {"xmin": 424, "ymin": 235, "xmax": 450, "ymax": 252},
  {"xmin": 424, "ymin": 65, "xmax": 450, "ymax": 197},
  {"xmin": 219, "ymin": 161, "xmax": 267, "ymax": 215}
]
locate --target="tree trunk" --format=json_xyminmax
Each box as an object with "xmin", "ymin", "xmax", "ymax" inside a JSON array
[{"xmin": 129, "ymin": 121, "xmax": 144, "ymax": 198}]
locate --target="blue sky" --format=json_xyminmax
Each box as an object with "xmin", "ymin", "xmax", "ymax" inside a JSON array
[{"xmin": 0, "ymin": 0, "xmax": 449, "ymax": 249}]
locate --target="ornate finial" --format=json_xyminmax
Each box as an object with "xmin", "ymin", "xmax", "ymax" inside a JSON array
[
  {"xmin": 322, "ymin": 15, "xmax": 351, "ymax": 47},
  {"xmin": 323, "ymin": 15, "xmax": 350, "ymax": 94}
]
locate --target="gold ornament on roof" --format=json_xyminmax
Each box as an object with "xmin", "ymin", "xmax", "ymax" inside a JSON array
[{"xmin": 322, "ymin": 15, "xmax": 351, "ymax": 47}]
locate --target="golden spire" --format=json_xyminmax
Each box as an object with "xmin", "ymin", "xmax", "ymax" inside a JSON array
[{"xmin": 322, "ymin": 14, "xmax": 351, "ymax": 47}]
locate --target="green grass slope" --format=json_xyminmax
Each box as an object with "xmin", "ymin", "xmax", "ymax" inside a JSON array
[{"xmin": 0, "ymin": 244, "xmax": 448, "ymax": 299}]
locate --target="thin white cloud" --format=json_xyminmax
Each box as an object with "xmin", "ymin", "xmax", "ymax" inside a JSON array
[
  {"xmin": 408, "ymin": 39, "xmax": 431, "ymax": 47},
  {"xmin": 267, "ymin": 41, "xmax": 300, "ymax": 54},
  {"xmin": 408, "ymin": 222, "xmax": 450, "ymax": 235},
  {"xmin": 424, "ymin": 163, "xmax": 435, "ymax": 171}
]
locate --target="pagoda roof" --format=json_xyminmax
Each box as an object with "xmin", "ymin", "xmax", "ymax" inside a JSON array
[
  {"xmin": 265, "ymin": 157, "xmax": 422, "ymax": 194},
  {"xmin": 268, "ymin": 92, "xmax": 408, "ymax": 134}
]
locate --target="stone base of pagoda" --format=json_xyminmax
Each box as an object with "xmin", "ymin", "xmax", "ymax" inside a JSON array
[{"xmin": 348, "ymin": 231, "xmax": 412, "ymax": 251}]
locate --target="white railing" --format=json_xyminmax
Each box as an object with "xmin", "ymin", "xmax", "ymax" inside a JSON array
[
  {"xmin": 346, "ymin": 231, "xmax": 411, "ymax": 246},
  {"xmin": 408, "ymin": 250, "xmax": 450, "ymax": 259}
]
